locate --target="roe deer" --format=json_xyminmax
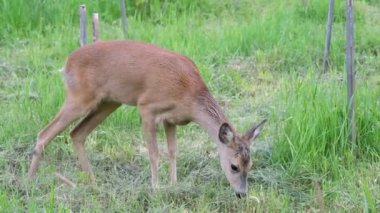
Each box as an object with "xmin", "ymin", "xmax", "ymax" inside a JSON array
[{"xmin": 28, "ymin": 40, "xmax": 266, "ymax": 197}]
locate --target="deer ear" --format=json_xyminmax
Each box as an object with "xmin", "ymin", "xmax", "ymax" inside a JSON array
[
  {"xmin": 218, "ymin": 123, "xmax": 235, "ymax": 145},
  {"xmin": 244, "ymin": 119, "xmax": 267, "ymax": 144}
]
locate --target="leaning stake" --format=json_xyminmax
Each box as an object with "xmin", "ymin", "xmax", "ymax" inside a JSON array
[{"xmin": 92, "ymin": 13, "xmax": 99, "ymax": 43}]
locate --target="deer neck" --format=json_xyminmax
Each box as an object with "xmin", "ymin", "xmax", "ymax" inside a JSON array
[{"xmin": 194, "ymin": 90, "xmax": 228, "ymax": 143}]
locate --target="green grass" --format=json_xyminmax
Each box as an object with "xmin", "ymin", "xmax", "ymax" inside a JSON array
[
  {"xmin": 272, "ymin": 73, "xmax": 380, "ymax": 178},
  {"xmin": 0, "ymin": 0, "xmax": 379, "ymax": 211}
]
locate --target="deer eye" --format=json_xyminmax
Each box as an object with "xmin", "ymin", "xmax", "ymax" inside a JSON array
[{"xmin": 231, "ymin": 164, "xmax": 240, "ymax": 173}]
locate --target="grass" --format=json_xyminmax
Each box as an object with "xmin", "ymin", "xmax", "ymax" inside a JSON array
[
  {"xmin": 0, "ymin": 0, "xmax": 379, "ymax": 211},
  {"xmin": 272, "ymin": 73, "xmax": 380, "ymax": 178}
]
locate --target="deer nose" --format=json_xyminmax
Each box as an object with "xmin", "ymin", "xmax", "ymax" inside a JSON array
[{"xmin": 235, "ymin": 192, "xmax": 247, "ymax": 198}]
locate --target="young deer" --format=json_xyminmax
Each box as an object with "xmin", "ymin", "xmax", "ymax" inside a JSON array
[{"xmin": 28, "ymin": 40, "xmax": 266, "ymax": 197}]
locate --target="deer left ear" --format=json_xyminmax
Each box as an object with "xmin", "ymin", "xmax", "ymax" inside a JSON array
[
  {"xmin": 218, "ymin": 123, "xmax": 235, "ymax": 145},
  {"xmin": 244, "ymin": 119, "xmax": 267, "ymax": 144}
]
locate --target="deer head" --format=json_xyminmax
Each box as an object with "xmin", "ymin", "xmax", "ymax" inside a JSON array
[{"xmin": 218, "ymin": 120, "xmax": 266, "ymax": 197}]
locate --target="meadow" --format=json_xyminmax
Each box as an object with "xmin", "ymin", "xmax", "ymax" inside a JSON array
[{"xmin": 0, "ymin": 0, "xmax": 379, "ymax": 211}]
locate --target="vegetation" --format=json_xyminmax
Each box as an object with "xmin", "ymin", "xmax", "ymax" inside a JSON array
[{"xmin": 0, "ymin": 0, "xmax": 379, "ymax": 211}]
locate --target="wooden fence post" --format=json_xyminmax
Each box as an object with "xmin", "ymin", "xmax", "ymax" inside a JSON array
[
  {"xmin": 346, "ymin": 0, "xmax": 356, "ymax": 155},
  {"xmin": 120, "ymin": 0, "xmax": 128, "ymax": 39},
  {"xmin": 323, "ymin": 0, "xmax": 334, "ymax": 73},
  {"xmin": 79, "ymin": 5, "xmax": 87, "ymax": 46},
  {"xmin": 303, "ymin": 0, "xmax": 308, "ymax": 9},
  {"xmin": 92, "ymin": 13, "xmax": 99, "ymax": 42}
]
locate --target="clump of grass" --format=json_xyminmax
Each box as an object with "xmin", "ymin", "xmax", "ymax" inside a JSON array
[{"xmin": 272, "ymin": 73, "xmax": 380, "ymax": 179}]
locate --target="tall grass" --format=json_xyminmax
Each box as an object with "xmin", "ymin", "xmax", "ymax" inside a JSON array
[
  {"xmin": 272, "ymin": 74, "xmax": 380, "ymax": 178},
  {"xmin": 1, "ymin": 0, "xmax": 377, "ymax": 70}
]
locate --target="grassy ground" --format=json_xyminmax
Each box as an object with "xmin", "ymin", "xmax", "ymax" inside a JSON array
[{"xmin": 1, "ymin": 0, "xmax": 379, "ymax": 211}]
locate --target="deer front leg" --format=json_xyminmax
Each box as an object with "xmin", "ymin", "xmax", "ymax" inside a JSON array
[
  {"xmin": 140, "ymin": 111, "xmax": 159, "ymax": 189},
  {"xmin": 164, "ymin": 122, "xmax": 177, "ymax": 184}
]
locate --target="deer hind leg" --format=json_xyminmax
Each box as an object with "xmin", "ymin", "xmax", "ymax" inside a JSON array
[
  {"xmin": 28, "ymin": 99, "xmax": 92, "ymax": 179},
  {"xmin": 164, "ymin": 122, "xmax": 177, "ymax": 184},
  {"xmin": 139, "ymin": 107, "xmax": 159, "ymax": 189},
  {"xmin": 70, "ymin": 102, "xmax": 120, "ymax": 183}
]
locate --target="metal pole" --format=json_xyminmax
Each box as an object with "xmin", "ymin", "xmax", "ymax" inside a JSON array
[
  {"xmin": 346, "ymin": 0, "xmax": 356, "ymax": 155},
  {"xmin": 323, "ymin": 0, "xmax": 334, "ymax": 73},
  {"xmin": 79, "ymin": 5, "xmax": 87, "ymax": 46},
  {"xmin": 120, "ymin": 0, "xmax": 128, "ymax": 39}
]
